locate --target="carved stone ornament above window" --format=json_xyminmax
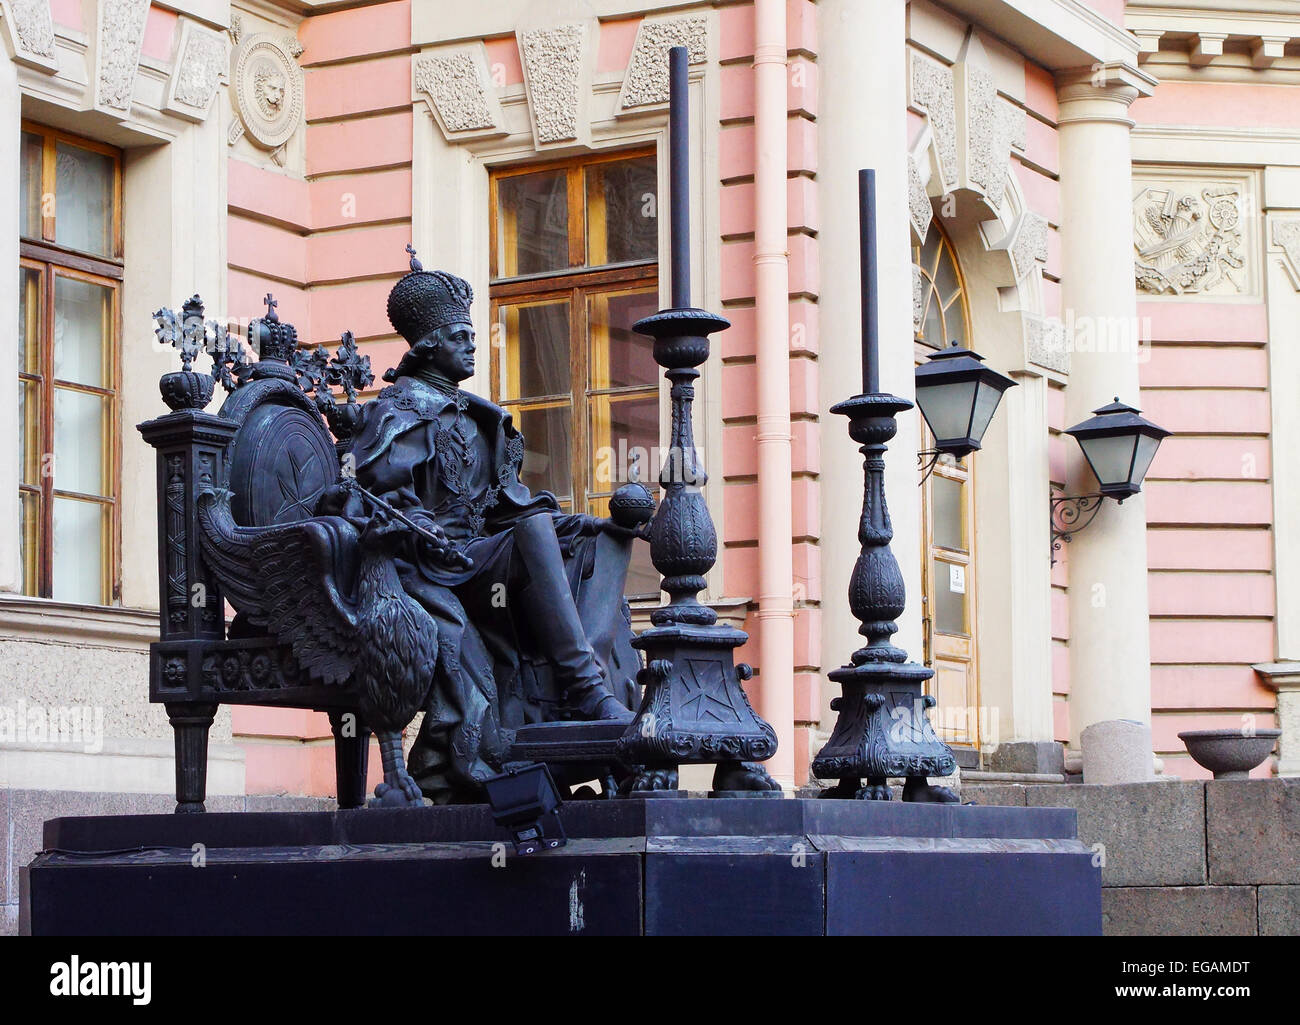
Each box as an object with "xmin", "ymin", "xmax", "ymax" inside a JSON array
[
  {"xmin": 230, "ymin": 29, "xmax": 305, "ymax": 165},
  {"xmin": 517, "ymin": 21, "xmax": 589, "ymax": 147},
  {"xmin": 1134, "ymin": 183, "xmax": 1246, "ymax": 296},
  {"xmin": 617, "ymin": 15, "xmax": 707, "ymax": 111},
  {"xmin": 0, "ymin": 0, "xmax": 58, "ymax": 72},
  {"xmin": 414, "ymin": 47, "xmax": 504, "ymax": 138},
  {"xmin": 163, "ymin": 19, "xmax": 228, "ymax": 123},
  {"xmin": 94, "ymin": 0, "xmax": 150, "ymax": 114}
]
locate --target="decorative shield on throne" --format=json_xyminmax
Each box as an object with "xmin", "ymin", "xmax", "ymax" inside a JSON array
[{"xmin": 220, "ymin": 377, "xmax": 339, "ymax": 528}]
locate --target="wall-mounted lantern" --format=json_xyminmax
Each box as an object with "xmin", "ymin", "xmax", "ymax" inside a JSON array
[
  {"xmin": 1051, "ymin": 397, "xmax": 1170, "ymax": 565},
  {"xmin": 914, "ymin": 340, "xmax": 1017, "ymax": 480}
]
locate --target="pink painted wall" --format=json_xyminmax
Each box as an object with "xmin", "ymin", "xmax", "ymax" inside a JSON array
[
  {"xmin": 716, "ymin": 0, "xmax": 823, "ymax": 782},
  {"xmin": 1129, "ymin": 86, "xmax": 1280, "ymax": 779},
  {"xmin": 227, "ymin": 1, "xmax": 414, "ymax": 797}
]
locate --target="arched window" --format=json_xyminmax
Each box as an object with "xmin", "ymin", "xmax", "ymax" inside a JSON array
[
  {"xmin": 915, "ymin": 219, "xmax": 980, "ymax": 755},
  {"xmin": 913, "ymin": 224, "xmax": 968, "ymax": 350}
]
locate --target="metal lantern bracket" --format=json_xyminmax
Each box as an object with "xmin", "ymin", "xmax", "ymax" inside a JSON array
[
  {"xmin": 1049, "ymin": 488, "xmax": 1104, "ymax": 567},
  {"xmin": 916, "ymin": 448, "xmax": 957, "ymax": 485}
]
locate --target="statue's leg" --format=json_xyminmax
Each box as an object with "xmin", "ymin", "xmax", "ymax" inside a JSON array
[{"xmin": 512, "ymin": 514, "xmax": 632, "ymax": 723}]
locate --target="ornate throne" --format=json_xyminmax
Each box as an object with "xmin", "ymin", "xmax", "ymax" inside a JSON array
[{"xmin": 139, "ymin": 295, "xmax": 640, "ymax": 812}]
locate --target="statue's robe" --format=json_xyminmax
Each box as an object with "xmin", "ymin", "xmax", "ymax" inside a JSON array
[{"xmin": 348, "ymin": 373, "xmax": 638, "ymax": 802}]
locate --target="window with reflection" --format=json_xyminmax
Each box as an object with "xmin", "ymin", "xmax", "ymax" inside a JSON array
[
  {"xmin": 489, "ymin": 151, "xmax": 660, "ymax": 597},
  {"xmin": 18, "ymin": 123, "xmax": 122, "ymax": 605}
]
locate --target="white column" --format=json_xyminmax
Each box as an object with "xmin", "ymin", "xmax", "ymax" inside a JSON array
[
  {"xmin": 817, "ymin": 0, "xmax": 920, "ymax": 718},
  {"xmin": 1056, "ymin": 64, "xmax": 1158, "ymax": 782}
]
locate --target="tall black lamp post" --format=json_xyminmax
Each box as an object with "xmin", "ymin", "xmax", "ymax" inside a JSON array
[
  {"xmin": 614, "ymin": 47, "xmax": 780, "ymax": 797},
  {"xmin": 811, "ymin": 169, "xmax": 958, "ymax": 802}
]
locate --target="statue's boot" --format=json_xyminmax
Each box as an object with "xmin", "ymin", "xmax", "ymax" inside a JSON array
[{"xmin": 512, "ymin": 514, "xmax": 633, "ymax": 724}]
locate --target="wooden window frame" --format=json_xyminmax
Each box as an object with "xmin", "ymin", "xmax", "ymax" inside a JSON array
[
  {"xmin": 487, "ymin": 150, "xmax": 659, "ymax": 518},
  {"xmin": 18, "ymin": 122, "xmax": 124, "ymax": 606}
]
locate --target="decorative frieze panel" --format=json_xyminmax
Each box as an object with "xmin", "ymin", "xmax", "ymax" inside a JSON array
[
  {"xmin": 618, "ymin": 15, "xmax": 707, "ymax": 111},
  {"xmin": 1133, "ymin": 182, "xmax": 1247, "ymax": 296},
  {"xmin": 229, "ymin": 19, "xmax": 305, "ymax": 166},
  {"xmin": 414, "ymin": 47, "xmax": 503, "ymax": 138},
  {"xmin": 94, "ymin": 0, "xmax": 150, "ymax": 114},
  {"xmin": 517, "ymin": 21, "xmax": 589, "ymax": 147},
  {"xmin": 163, "ymin": 20, "xmax": 227, "ymax": 123},
  {"xmin": 0, "ymin": 0, "xmax": 58, "ymax": 72}
]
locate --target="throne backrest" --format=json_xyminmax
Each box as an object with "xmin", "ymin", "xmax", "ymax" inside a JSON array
[{"xmin": 218, "ymin": 377, "xmax": 340, "ymax": 528}]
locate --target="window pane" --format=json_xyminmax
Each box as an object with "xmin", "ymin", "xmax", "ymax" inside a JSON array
[
  {"xmin": 52, "ymin": 496, "xmax": 107, "ymax": 604},
  {"xmin": 54, "ymin": 275, "xmax": 111, "ymax": 388},
  {"xmin": 54, "ymin": 142, "xmax": 115, "ymax": 257},
  {"xmin": 19, "ymin": 378, "xmax": 41, "ymax": 485},
  {"xmin": 20, "ymin": 132, "xmax": 43, "ymax": 240},
  {"xmin": 511, "ymin": 403, "xmax": 571, "ymax": 501},
  {"xmin": 496, "ymin": 169, "xmax": 569, "ymax": 277},
  {"xmin": 54, "ymin": 387, "xmax": 108, "ymax": 496},
  {"xmin": 931, "ymin": 474, "xmax": 965, "ymax": 551},
  {"xmin": 586, "ymin": 156, "xmax": 658, "ymax": 266},
  {"xmin": 19, "ymin": 491, "xmax": 40, "ymax": 596},
  {"xmin": 934, "ymin": 559, "xmax": 967, "ymax": 635},
  {"xmin": 588, "ymin": 288, "xmax": 658, "ymax": 391},
  {"xmin": 19, "ymin": 265, "xmax": 42, "ymax": 375},
  {"xmin": 934, "ymin": 241, "xmax": 961, "ymax": 308},
  {"xmin": 499, "ymin": 299, "xmax": 570, "ymax": 400},
  {"xmin": 589, "ymin": 393, "xmax": 658, "ymax": 492}
]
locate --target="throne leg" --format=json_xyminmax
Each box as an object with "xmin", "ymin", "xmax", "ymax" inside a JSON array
[
  {"xmin": 329, "ymin": 709, "xmax": 371, "ymax": 810},
  {"xmin": 165, "ymin": 702, "xmax": 217, "ymax": 814}
]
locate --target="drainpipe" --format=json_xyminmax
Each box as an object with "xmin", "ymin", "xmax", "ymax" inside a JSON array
[{"xmin": 753, "ymin": 0, "xmax": 795, "ymax": 789}]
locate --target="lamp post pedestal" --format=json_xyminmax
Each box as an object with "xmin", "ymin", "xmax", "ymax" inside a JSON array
[
  {"xmin": 811, "ymin": 393, "xmax": 957, "ymax": 800},
  {"xmin": 613, "ymin": 307, "xmax": 780, "ymax": 796}
]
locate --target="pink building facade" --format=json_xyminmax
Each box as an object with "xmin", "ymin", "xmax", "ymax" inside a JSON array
[{"xmin": 1, "ymin": 0, "xmax": 1297, "ymax": 851}]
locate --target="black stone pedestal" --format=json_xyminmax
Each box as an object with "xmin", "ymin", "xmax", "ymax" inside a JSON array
[{"xmin": 23, "ymin": 799, "xmax": 1100, "ymax": 936}]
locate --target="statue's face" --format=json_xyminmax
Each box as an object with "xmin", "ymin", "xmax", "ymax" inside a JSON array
[{"xmin": 425, "ymin": 321, "xmax": 476, "ymax": 382}]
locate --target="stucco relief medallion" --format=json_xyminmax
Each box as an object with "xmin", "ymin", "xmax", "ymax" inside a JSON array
[
  {"xmin": 1134, "ymin": 184, "xmax": 1245, "ymax": 296},
  {"xmin": 230, "ymin": 28, "xmax": 304, "ymax": 164}
]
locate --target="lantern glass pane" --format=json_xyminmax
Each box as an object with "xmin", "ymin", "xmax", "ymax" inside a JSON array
[
  {"xmin": 916, "ymin": 380, "xmax": 978, "ymax": 443},
  {"xmin": 1130, "ymin": 433, "xmax": 1162, "ymax": 487},
  {"xmin": 1080, "ymin": 434, "xmax": 1137, "ymax": 487},
  {"xmin": 968, "ymin": 380, "xmax": 1004, "ymax": 445}
]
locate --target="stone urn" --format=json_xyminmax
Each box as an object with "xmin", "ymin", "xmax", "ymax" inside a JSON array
[{"xmin": 1178, "ymin": 728, "xmax": 1280, "ymax": 780}]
